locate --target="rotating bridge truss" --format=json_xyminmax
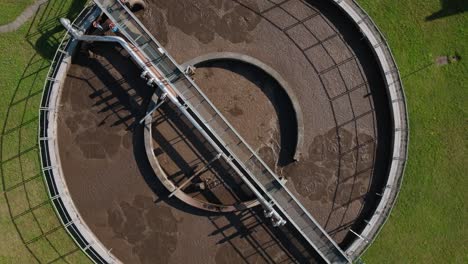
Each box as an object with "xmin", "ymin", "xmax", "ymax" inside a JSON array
[{"xmin": 61, "ymin": 0, "xmax": 351, "ymax": 263}]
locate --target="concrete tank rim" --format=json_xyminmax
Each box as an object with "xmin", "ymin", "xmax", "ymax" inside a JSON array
[{"xmin": 143, "ymin": 93, "xmax": 261, "ymax": 213}]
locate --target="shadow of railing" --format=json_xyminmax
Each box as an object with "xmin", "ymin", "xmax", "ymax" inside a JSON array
[
  {"xmin": 25, "ymin": 0, "xmax": 87, "ymax": 59},
  {"xmin": 194, "ymin": 59, "xmax": 298, "ymax": 167},
  {"xmin": 0, "ymin": 1, "xmax": 96, "ymax": 263},
  {"xmin": 207, "ymin": 205, "xmax": 330, "ymax": 263},
  {"xmin": 149, "ymin": 102, "xmax": 256, "ymax": 203}
]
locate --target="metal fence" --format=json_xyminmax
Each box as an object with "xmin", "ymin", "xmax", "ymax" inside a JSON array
[
  {"xmin": 331, "ymin": 0, "xmax": 410, "ymax": 259},
  {"xmin": 38, "ymin": 3, "xmax": 119, "ymax": 264}
]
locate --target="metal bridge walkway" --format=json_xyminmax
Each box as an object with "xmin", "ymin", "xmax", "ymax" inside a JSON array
[{"xmin": 85, "ymin": 0, "xmax": 351, "ymax": 263}]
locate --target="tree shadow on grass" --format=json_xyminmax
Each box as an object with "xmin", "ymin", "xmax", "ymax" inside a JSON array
[{"xmin": 426, "ymin": 0, "xmax": 467, "ymax": 21}]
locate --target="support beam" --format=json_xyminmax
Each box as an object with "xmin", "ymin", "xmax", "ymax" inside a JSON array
[
  {"xmin": 168, "ymin": 153, "xmax": 222, "ymax": 198},
  {"xmin": 139, "ymin": 92, "xmax": 167, "ymax": 124},
  {"xmin": 350, "ymin": 229, "xmax": 369, "ymax": 244}
]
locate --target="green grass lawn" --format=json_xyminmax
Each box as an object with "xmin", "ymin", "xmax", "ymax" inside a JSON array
[
  {"xmin": 0, "ymin": 0, "xmax": 91, "ymax": 263},
  {"xmin": 356, "ymin": 0, "xmax": 467, "ymax": 263},
  {"xmin": 0, "ymin": 0, "xmax": 466, "ymax": 263},
  {"xmin": 0, "ymin": 0, "xmax": 36, "ymax": 25}
]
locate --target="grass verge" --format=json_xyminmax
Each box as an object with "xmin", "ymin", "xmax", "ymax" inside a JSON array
[
  {"xmin": 0, "ymin": 0, "xmax": 91, "ymax": 263},
  {"xmin": 0, "ymin": 0, "xmax": 36, "ymax": 26},
  {"xmin": 356, "ymin": 0, "xmax": 467, "ymax": 263}
]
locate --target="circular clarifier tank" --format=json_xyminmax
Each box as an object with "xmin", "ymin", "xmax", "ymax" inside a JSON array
[{"xmin": 52, "ymin": 0, "xmax": 407, "ymax": 263}]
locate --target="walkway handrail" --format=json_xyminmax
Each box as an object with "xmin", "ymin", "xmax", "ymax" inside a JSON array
[
  {"xmin": 331, "ymin": 0, "xmax": 409, "ymax": 259},
  {"xmin": 39, "ymin": 3, "xmax": 120, "ymax": 264}
]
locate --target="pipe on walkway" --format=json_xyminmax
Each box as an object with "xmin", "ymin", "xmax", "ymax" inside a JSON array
[
  {"xmin": 60, "ymin": 18, "xmax": 150, "ymax": 74},
  {"xmin": 127, "ymin": 0, "xmax": 146, "ymax": 10}
]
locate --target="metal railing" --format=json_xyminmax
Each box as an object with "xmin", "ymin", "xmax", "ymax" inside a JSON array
[
  {"xmin": 331, "ymin": 0, "xmax": 409, "ymax": 259},
  {"xmin": 89, "ymin": 0, "xmax": 350, "ymax": 262},
  {"xmin": 38, "ymin": 3, "xmax": 119, "ymax": 264}
]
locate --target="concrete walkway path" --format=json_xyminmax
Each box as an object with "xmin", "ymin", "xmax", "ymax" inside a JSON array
[{"xmin": 0, "ymin": 0, "xmax": 48, "ymax": 33}]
